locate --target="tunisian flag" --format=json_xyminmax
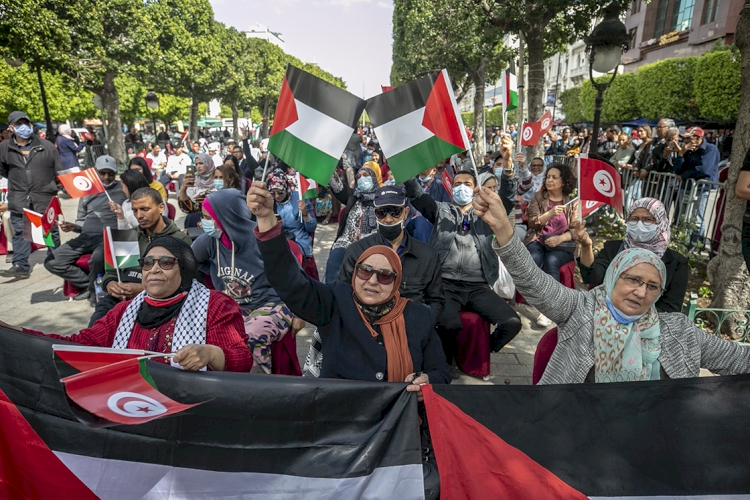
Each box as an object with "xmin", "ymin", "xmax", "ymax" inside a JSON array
[
  {"xmin": 41, "ymin": 196, "xmax": 63, "ymax": 235},
  {"xmin": 579, "ymin": 154, "xmax": 623, "ymax": 215},
  {"xmin": 520, "ymin": 121, "xmax": 541, "ymax": 146},
  {"xmin": 57, "ymin": 169, "xmax": 105, "ymax": 198}
]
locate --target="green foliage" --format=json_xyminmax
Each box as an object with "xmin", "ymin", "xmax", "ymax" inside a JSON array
[
  {"xmin": 698, "ymin": 286, "xmax": 714, "ymax": 298},
  {"xmin": 580, "ymin": 72, "xmax": 639, "ymax": 123},
  {"xmin": 693, "ymin": 50, "xmax": 741, "ymax": 121},
  {"xmin": 635, "ymin": 57, "xmax": 699, "ymax": 121},
  {"xmin": 461, "ymin": 109, "xmax": 517, "ymax": 128},
  {"xmin": 559, "ymin": 87, "xmax": 586, "ymax": 124}
]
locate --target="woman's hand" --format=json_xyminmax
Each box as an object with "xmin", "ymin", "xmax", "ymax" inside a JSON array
[
  {"xmin": 405, "ymin": 372, "xmax": 429, "ymax": 402},
  {"xmin": 569, "ymin": 220, "xmax": 592, "ymax": 247},
  {"xmin": 544, "ymin": 235, "xmax": 563, "ymax": 248},
  {"xmin": 246, "ymin": 181, "xmax": 277, "ymax": 232},
  {"xmin": 109, "ymin": 201, "xmax": 124, "ymax": 220},
  {"xmin": 515, "ymin": 152, "xmax": 526, "ymax": 170},
  {"xmin": 173, "ymin": 344, "xmax": 225, "ymax": 371},
  {"xmin": 297, "ymin": 199, "xmax": 308, "ymax": 217},
  {"xmin": 472, "ymin": 186, "xmax": 514, "ymax": 245},
  {"xmin": 290, "ymin": 317, "xmax": 306, "ymax": 337}
]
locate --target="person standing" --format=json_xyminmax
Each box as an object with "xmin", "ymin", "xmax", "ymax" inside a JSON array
[
  {"xmin": 56, "ymin": 125, "xmax": 86, "ymax": 170},
  {"xmin": 0, "ymin": 111, "xmax": 62, "ymax": 279}
]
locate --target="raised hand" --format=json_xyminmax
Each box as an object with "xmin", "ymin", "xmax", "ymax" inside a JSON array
[
  {"xmin": 569, "ymin": 220, "xmax": 592, "ymax": 247},
  {"xmin": 246, "ymin": 181, "xmax": 276, "ymax": 231},
  {"xmin": 472, "ymin": 186, "xmax": 514, "ymax": 245}
]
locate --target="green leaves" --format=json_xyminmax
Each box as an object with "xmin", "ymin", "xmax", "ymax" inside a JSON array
[{"xmin": 693, "ymin": 50, "xmax": 740, "ymax": 122}]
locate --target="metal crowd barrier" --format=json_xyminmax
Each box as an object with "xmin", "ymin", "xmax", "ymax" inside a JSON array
[{"xmin": 84, "ymin": 144, "xmax": 108, "ymax": 168}]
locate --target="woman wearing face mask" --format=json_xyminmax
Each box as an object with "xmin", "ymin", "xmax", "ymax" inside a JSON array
[
  {"xmin": 215, "ymin": 163, "xmax": 242, "ymax": 191},
  {"xmin": 363, "ymin": 151, "xmax": 384, "ymax": 186},
  {"xmin": 325, "ymin": 167, "xmax": 380, "ymax": 283},
  {"xmin": 179, "ymin": 153, "xmax": 216, "ymax": 228},
  {"xmin": 266, "ymin": 168, "xmax": 318, "ymax": 280},
  {"xmin": 574, "ymin": 198, "xmax": 688, "ymax": 313},
  {"xmin": 192, "ymin": 188, "xmax": 295, "ymax": 374}
]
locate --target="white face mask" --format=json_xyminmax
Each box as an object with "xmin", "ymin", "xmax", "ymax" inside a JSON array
[{"xmin": 627, "ymin": 220, "xmax": 658, "ymax": 243}]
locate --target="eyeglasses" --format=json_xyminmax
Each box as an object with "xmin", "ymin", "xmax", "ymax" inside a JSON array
[
  {"xmin": 619, "ymin": 273, "xmax": 662, "ymax": 294},
  {"xmin": 530, "ymin": 163, "xmax": 545, "ymax": 169},
  {"xmin": 355, "ymin": 264, "xmax": 397, "ymax": 285},
  {"xmin": 374, "ymin": 206, "xmax": 404, "ymax": 219},
  {"xmin": 626, "ymin": 216, "xmax": 657, "ymax": 224},
  {"xmin": 140, "ymin": 256, "xmax": 178, "ymax": 271},
  {"xmin": 270, "ymin": 190, "xmax": 287, "ymax": 198}
]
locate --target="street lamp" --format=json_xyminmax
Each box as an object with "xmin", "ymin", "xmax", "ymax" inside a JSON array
[
  {"xmin": 145, "ymin": 88, "xmax": 159, "ymax": 136},
  {"xmin": 584, "ymin": 2, "xmax": 632, "ymax": 152}
]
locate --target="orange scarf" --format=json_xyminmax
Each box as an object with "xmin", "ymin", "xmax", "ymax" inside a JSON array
[{"xmin": 352, "ymin": 246, "xmax": 413, "ymax": 382}]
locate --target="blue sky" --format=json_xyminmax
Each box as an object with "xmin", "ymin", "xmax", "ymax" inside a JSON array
[{"xmin": 209, "ymin": 0, "xmax": 395, "ymax": 99}]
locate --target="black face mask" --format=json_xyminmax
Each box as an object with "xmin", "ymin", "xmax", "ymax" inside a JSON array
[{"xmin": 377, "ymin": 220, "xmax": 403, "ymax": 242}]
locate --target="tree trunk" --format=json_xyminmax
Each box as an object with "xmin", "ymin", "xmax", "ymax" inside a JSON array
[
  {"xmin": 706, "ymin": 0, "xmax": 750, "ymax": 322},
  {"xmin": 101, "ymin": 72, "xmax": 125, "ymax": 166},
  {"xmin": 189, "ymin": 94, "xmax": 199, "ymax": 143},
  {"xmin": 261, "ymin": 96, "xmax": 271, "ymax": 139},
  {"xmin": 231, "ymin": 100, "xmax": 239, "ymax": 143},
  {"xmin": 524, "ymin": 27, "xmax": 545, "ymax": 160},
  {"xmin": 471, "ymin": 62, "xmax": 487, "ymax": 166}
]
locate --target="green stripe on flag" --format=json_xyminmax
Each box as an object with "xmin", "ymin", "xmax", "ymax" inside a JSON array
[
  {"xmin": 387, "ymin": 136, "xmax": 464, "ymax": 184},
  {"xmin": 138, "ymin": 358, "xmax": 159, "ymax": 390},
  {"xmin": 268, "ymin": 130, "xmax": 338, "ymax": 186},
  {"xmin": 303, "ymin": 189, "xmax": 318, "ymax": 199}
]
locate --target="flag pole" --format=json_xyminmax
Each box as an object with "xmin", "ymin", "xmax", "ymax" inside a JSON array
[
  {"xmin": 260, "ymin": 155, "xmax": 271, "ymax": 185},
  {"xmin": 297, "ymin": 173, "xmax": 304, "ymax": 223},
  {"xmin": 577, "ymin": 156, "xmax": 582, "ymax": 222}
]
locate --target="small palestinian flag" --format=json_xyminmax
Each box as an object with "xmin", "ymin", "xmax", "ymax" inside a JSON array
[
  {"xmin": 268, "ymin": 64, "xmax": 367, "ymax": 186},
  {"xmin": 501, "ymin": 70, "xmax": 518, "ymax": 113},
  {"xmin": 23, "ymin": 209, "xmax": 54, "ymax": 247},
  {"xmin": 296, "ymin": 172, "xmax": 318, "ymax": 199},
  {"xmin": 103, "ymin": 227, "xmax": 140, "ymax": 271},
  {"xmin": 366, "ymin": 69, "xmax": 471, "ymax": 184}
]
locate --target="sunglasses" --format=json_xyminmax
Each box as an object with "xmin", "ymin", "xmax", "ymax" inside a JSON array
[
  {"xmin": 374, "ymin": 206, "xmax": 404, "ymax": 219},
  {"xmin": 355, "ymin": 264, "xmax": 397, "ymax": 285},
  {"xmin": 140, "ymin": 256, "xmax": 178, "ymax": 271}
]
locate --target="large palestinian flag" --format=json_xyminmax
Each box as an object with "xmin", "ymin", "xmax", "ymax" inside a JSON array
[
  {"xmin": 366, "ymin": 70, "xmax": 471, "ymax": 184},
  {"xmin": 268, "ymin": 65, "xmax": 367, "ymax": 185}
]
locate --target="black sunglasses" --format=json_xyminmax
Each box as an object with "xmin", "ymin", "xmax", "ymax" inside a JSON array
[
  {"xmin": 355, "ymin": 264, "xmax": 397, "ymax": 285},
  {"xmin": 374, "ymin": 206, "xmax": 404, "ymax": 219},
  {"xmin": 140, "ymin": 256, "xmax": 178, "ymax": 271}
]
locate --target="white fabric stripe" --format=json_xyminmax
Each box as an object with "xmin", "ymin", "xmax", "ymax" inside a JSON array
[
  {"xmin": 55, "ymin": 451, "xmax": 425, "ymax": 500},
  {"xmin": 286, "ymin": 99, "xmax": 355, "ymax": 159},
  {"xmin": 373, "ymin": 107, "xmax": 432, "ymax": 158},
  {"xmin": 589, "ymin": 496, "xmax": 750, "ymax": 499}
]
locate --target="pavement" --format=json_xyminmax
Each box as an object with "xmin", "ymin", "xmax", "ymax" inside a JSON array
[{"xmin": 0, "ymin": 193, "xmax": 548, "ymax": 385}]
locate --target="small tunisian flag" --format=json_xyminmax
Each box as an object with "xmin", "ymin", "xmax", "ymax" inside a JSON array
[
  {"xmin": 58, "ymin": 169, "xmax": 105, "ymax": 198},
  {"xmin": 422, "ymin": 385, "xmax": 587, "ymax": 500},
  {"xmin": 520, "ymin": 121, "xmax": 541, "ymax": 146},
  {"xmin": 539, "ymin": 110, "xmax": 553, "ymax": 134},
  {"xmin": 60, "ymin": 356, "xmax": 202, "ymax": 426},
  {"xmin": 579, "ymin": 154, "xmax": 623, "ymax": 215},
  {"xmin": 41, "ymin": 196, "xmax": 63, "ymax": 235},
  {"xmin": 581, "ymin": 200, "xmax": 605, "ymax": 218}
]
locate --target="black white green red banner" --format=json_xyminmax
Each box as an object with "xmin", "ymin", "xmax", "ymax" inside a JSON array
[{"xmin": 103, "ymin": 227, "xmax": 140, "ymax": 280}]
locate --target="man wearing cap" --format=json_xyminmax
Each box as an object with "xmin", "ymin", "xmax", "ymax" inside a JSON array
[
  {"xmin": 0, "ymin": 111, "xmax": 63, "ymax": 279},
  {"xmin": 208, "ymin": 143, "xmax": 223, "ymax": 168},
  {"xmin": 160, "ymin": 142, "xmax": 190, "ymax": 192},
  {"xmin": 43, "ymin": 155, "xmax": 126, "ymax": 299}
]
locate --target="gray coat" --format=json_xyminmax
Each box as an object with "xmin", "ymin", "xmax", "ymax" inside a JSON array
[{"xmin": 494, "ymin": 235, "xmax": 750, "ymax": 384}]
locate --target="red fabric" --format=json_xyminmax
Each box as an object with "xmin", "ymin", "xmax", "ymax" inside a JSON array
[
  {"xmin": 422, "ymin": 385, "xmax": 587, "ymax": 500},
  {"xmin": 63, "ymin": 253, "xmax": 93, "ymax": 297},
  {"xmin": 559, "ymin": 260, "xmax": 577, "ymax": 290},
  {"xmin": 422, "ymin": 71, "xmax": 465, "ymax": 149},
  {"xmin": 532, "ymin": 328, "xmax": 559, "ymax": 385},
  {"xmin": 254, "ymin": 223, "xmax": 283, "ymax": 242},
  {"xmin": 270, "ymin": 332, "xmax": 302, "ymax": 376},
  {"xmin": 166, "ymin": 203, "xmax": 176, "ymax": 221},
  {"xmin": 29, "ymin": 290, "xmax": 253, "ymax": 372},
  {"xmin": 287, "ymin": 240, "xmax": 303, "ymax": 265},
  {"xmin": 0, "ymin": 228, "xmax": 7, "ymax": 256},
  {"xmin": 303, "ymin": 255, "xmax": 319, "ymax": 281},
  {"xmin": 0, "ymin": 388, "xmax": 99, "ymax": 499},
  {"xmin": 579, "ymin": 156, "xmax": 623, "ymax": 215},
  {"xmin": 455, "ymin": 311, "xmax": 490, "ymax": 378}
]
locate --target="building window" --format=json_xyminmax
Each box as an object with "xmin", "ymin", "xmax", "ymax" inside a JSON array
[
  {"xmin": 654, "ymin": 0, "xmax": 669, "ymax": 37},
  {"xmin": 629, "ymin": 27, "xmax": 638, "ymax": 49},
  {"xmin": 703, "ymin": 0, "xmax": 720, "ymax": 23},
  {"xmin": 631, "ymin": 0, "xmax": 641, "ymax": 14},
  {"xmin": 672, "ymin": 0, "xmax": 695, "ymax": 32}
]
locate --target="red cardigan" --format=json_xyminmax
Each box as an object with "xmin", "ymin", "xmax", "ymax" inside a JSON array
[{"xmin": 27, "ymin": 290, "xmax": 252, "ymax": 372}]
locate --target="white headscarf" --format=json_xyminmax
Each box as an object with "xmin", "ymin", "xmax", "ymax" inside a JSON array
[{"xmin": 58, "ymin": 124, "xmax": 74, "ymax": 140}]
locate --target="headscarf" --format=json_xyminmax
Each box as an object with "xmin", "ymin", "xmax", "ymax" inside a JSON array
[
  {"xmin": 477, "ymin": 172, "xmax": 496, "ymax": 189},
  {"xmin": 363, "ymin": 161, "xmax": 383, "ymax": 186},
  {"xmin": 354, "ymin": 167, "xmax": 378, "ymax": 236},
  {"xmin": 623, "ymin": 197, "xmax": 670, "ymax": 258},
  {"xmin": 267, "ymin": 167, "xmax": 291, "ymax": 192},
  {"xmin": 592, "ymin": 248, "xmax": 667, "ymax": 383},
  {"xmin": 525, "ymin": 164, "xmax": 547, "ymax": 202},
  {"xmin": 137, "ymin": 237, "xmax": 201, "ymax": 328},
  {"xmin": 351, "ymin": 246, "xmax": 414, "ymax": 383},
  {"xmin": 58, "ymin": 124, "xmax": 74, "ymax": 140},
  {"xmin": 193, "ymin": 153, "xmax": 216, "ymax": 191}
]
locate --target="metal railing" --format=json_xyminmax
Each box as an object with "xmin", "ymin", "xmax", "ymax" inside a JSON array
[
  {"xmin": 84, "ymin": 144, "xmax": 108, "ymax": 168},
  {"xmin": 684, "ymin": 293, "xmax": 750, "ymax": 344}
]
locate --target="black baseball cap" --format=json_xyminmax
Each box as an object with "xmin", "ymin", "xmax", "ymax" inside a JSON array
[
  {"xmin": 374, "ymin": 186, "xmax": 406, "ymax": 207},
  {"xmin": 7, "ymin": 111, "xmax": 31, "ymax": 124}
]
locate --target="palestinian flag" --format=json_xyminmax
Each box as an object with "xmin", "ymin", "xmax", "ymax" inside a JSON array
[
  {"xmin": 23, "ymin": 208, "xmax": 54, "ymax": 247},
  {"xmin": 295, "ymin": 172, "xmax": 318, "ymax": 199},
  {"xmin": 366, "ymin": 70, "xmax": 470, "ymax": 184},
  {"xmin": 501, "ymin": 70, "xmax": 518, "ymax": 113},
  {"xmin": 268, "ymin": 64, "xmax": 367, "ymax": 186},
  {"xmin": 103, "ymin": 227, "xmax": 140, "ymax": 271}
]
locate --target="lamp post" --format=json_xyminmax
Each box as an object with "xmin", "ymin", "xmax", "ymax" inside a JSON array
[
  {"xmin": 584, "ymin": 2, "xmax": 632, "ymax": 152},
  {"xmin": 145, "ymin": 89, "xmax": 159, "ymax": 137}
]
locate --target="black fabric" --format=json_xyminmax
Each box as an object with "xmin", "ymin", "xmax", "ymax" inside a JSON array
[
  {"xmin": 365, "ymin": 72, "xmax": 437, "ymax": 125},
  {"xmin": 286, "ymin": 65, "xmax": 367, "ymax": 127},
  {"xmin": 136, "ymin": 294, "xmax": 187, "ymax": 329},
  {"xmin": 0, "ymin": 134, "xmax": 63, "ymax": 213}
]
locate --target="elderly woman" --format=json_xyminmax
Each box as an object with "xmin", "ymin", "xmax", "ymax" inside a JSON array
[
  {"xmin": 472, "ymin": 186, "xmax": 750, "ymax": 384},
  {"xmin": 25, "ymin": 237, "xmax": 252, "ymax": 372},
  {"xmin": 576, "ymin": 198, "xmax": 688, "ymax": 313},
  {"xmin": 56, "ymin": 124, "xmax": 86, "ymax": 169},
  {"xmin": 129, "ymin": 157, "xmax": 168, "ymax": 201},
  {"xmin": 179, "ymin": 153, "xmax": 216, "ymax": 228}
]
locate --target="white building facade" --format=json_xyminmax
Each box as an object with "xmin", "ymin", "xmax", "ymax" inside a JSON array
[{"xmin": 244, "ymin": 23, "xmax": 285, "ymax": 50}]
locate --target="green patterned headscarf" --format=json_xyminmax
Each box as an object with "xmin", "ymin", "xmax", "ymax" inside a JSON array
[{"xmin": 591, "ymin": 248, "xmax": 666, "ymax": 383}]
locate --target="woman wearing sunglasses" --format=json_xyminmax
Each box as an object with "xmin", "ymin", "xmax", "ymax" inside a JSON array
[{"xmin": 26, "ymin": 237, "xmax": 252, "ymax": 372}]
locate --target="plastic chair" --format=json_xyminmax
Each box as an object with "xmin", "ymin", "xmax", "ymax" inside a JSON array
[
  {"xmin": 63, "ymin": 253, "xmax": 93, "ymax": 297},
  {"xmin": 166, "ymin": 203, "xmax": 176, "ymax": 221},
  {"xmin": 455, "ymin": 311, "xmax": 491, "ymax": 379},
  {"xmin": 532, "ymin": 327, "xmax": 559, "ymax": 385}
]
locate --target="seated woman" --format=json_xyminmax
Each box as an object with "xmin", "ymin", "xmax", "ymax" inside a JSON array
[
  {"xmin": 128, "ymin": 157, "xmax": 168, "ymax": 201},
  {"xmin": 471, "ymin": 186, "xmax": 750, "ymax": 384},
  {"xmin": 577, "ymin": 198, "xmax": 688, "ymax": 313},
  {"xmin": 179, "ymin": 153, "xmax": 217, "ymax": 229},
  {"xmin": 215, "ymin": 163, "xmax": 244, "ymax": 192},
  {"xmin": 25, "ymin": 237, "xmax": 252, "ymax": 372},
  {"xmin": 247, "ymin": 181, "xmax": 450, "ymax": 386},
  {"xmin": 109, "ymin": 169, "xmax": 151, "ymax": 230}
]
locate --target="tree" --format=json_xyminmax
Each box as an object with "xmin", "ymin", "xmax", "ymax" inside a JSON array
[
  {"xmin": 694, "ymin": 49, "xmax": 741, "ymax": 122},
  {"xmin": 558, "ymin": 87, "xmax": 586, "ymax": 124},
  {"xmin": 245, "ymin": 38, "xmax": 290, "ymax": 139},
  {"xmin": 706, "ymin": 1, "xmax": 750, "ymax": 317},
  {"xmin": 392, "ymin": 0, "xmax": 511, "ymax": 162},
  {"xmin": 634, "ymin": 57, "xmax": 699, "ymax": 121},
  {"xmin": 579, "ymin": 72, "xmax": 638, "ymax": 123}
]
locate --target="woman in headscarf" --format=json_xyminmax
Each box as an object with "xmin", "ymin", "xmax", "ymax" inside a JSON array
[
  {"xmin": 129, "ymin": 157, "xmax": 168, "ymax": 201},
  {"xmin": 266, "ymin": 168, "xmax": 318, "ymax": 279},
  {"xmin": 325, "ymin": 166, "xmax": 380, "ymax": 283},
  {"xmin": 471, "ymin": 186, "xmax": 750, "ymax": 384},
  {"xmin": 179, "ymin": 153, "xmax": 216, "ymax": 228},
  {"xmin": 25, "ymin": 237, "xmax": 252, "ymax": 372},
  {"xmin": 56, "ymin": 124, "xmax": 86, "ymax": 169},
  {"xmin": 575, "ymin": 197, "xmax": 688, "ymax": 313},
  {"xmin": 363, "ymin": 151, "xmax": 384, "ymax": 186},
  {"xmin": 193, "ymin": 189, "xmax": 297, "ymax": 374}
]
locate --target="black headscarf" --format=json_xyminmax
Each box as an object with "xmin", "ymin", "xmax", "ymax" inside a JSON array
[{"xmin": 136, "ymin": 237, "xmax": 200, "ymax": 328}]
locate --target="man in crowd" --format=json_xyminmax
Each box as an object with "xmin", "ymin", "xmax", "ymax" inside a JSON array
[
  {"xmin": 0, "ymin": 111, "xmax": 62, "ymax": 280},
  {"xmin": 209, "ymin": 142, "xmax": 223, "ymax": 168},
  {"xmin": 156, "ymin": 126, "xmax": 171, "ymax": 143},
  {"xmin": 44, "ymin": 155, "xmax": 126, "ymax": 300},
  {"xmin": 450, "ymin": 150, "xmax": 472, "ymax": 172},
  {"xmin": 596, "ymin": 126, "xmax": 619, "ymax": 161},
  {"xmin": 146, "ymin": 143, "xmax": 166, "ymax": 174},
  {"xmin": 160, "ymin": 141, "xmax": 190, "ymax": 191},
  {"xmin": 125, "ymin": 127, "xmax": 143, "ymax": 145},
  {"xmin": 92, "ymin": 187, "xmax": 191, "ymax": 325},
  {"xmin": 358, "ymin": 140, "xmax": 376, "ymax": 168},
  {"xmin": 643, "ymin": 119, "xmax": 677, "ymax": 176}
]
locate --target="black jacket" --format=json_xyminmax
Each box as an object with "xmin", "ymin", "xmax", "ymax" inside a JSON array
[
  {"xmin": 338, "ymin": 232, "xmax": 445, "ymax": 320},
  {"xmin": 0, "ymin": 134, "xmax": 62, "ymax": 213},
  {"xmin": 577, "ymin": 240, "xmax": 689, "ymax": 313},
  {"xmin": 257, "ymin": 225, "xmax": 450, "ymax": 384}
]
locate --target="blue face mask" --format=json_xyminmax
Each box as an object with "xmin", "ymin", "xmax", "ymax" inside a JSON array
[
  {"xmin": 494, "ymin": 169, "xmax": 504, "ymax": 179},
  {"xmin": 201, "ymin": 219, "xmax": 220, "ymax": 238},
  {"xmin": 13, "ymin": 124, "xmax": 33, "ymax": 139},
  {"xmin": 357, "ymin": 176, "xmax": 374, "ymax": 192},
  {"xmin": 213, "ymin": 179, "xmax": 224, "ymax": 190},
  {"xmin": 452, "ymin": 184, "xmax": 474, "ymax": 206},
  {"xmin": 421, "ymin": 175, "xmax": 432, "ymax": 184},
  {"xmin": 605, "ymin": 298, "xmax": 644, "ymax": 324},
  {"xmin": 384, "ymin": 179, "xmax": 396, "ymax": 186}
]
